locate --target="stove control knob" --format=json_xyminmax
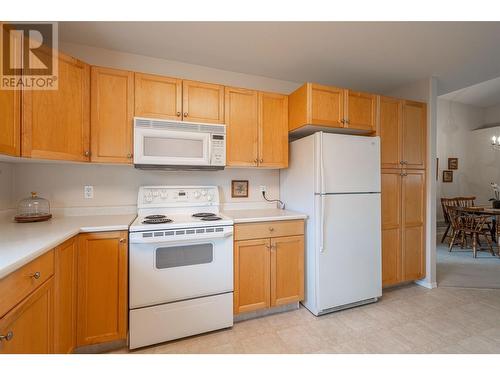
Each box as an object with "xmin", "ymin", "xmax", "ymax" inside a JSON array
[
  {"xmin": 145, "ymin": 196, "xmax": 153, "ymax": 202},
  {"xmin": 153, "ymin": 191, "xmax": 159, "ymax": 197},
  {"xmin": 160, "ymin": 191, "xmax": 168, "ymax": 199},
  {"xmin": 201, "ymin": 190, "xmax": 207, "ymax": 196},
  {"xmin": 194, "ymin": 191, "xmax": 201, "ymax": 199},
  {"xmin": 207, "ymin": 195, "xmax": 213, "ymax": 202}
]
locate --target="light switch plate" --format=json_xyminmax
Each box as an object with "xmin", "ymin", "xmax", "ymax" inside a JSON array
[{"xmin": 84, "ymin": 185, "xmax": 94, "ymax": 199}]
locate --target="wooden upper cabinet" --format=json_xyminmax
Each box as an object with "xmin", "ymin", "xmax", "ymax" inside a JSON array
[
  {"xmin": 345, "ymin": 90, "xmax": 377, "ymax": 132},
  {"xmin": 310, "ymin": 83, "xmax": 345, "ymax": 128},
  {"xmin": 258, "ymin": 92, "xmax": 288, "ymax": 168},
  {"xmin": 234, "ymin": 238, "xmax": 271, "ymax": 314},
  {"xmin": 0, "ymin": 88, "xmax": 21, "ymax": 156},
  {"xmin": 91, "ymin": 67, "xmax": 134, "ymax": 163},
  {"xmin": 379, "ymin": 96, "xmax": 403, "ymax": 169},
  {"xmin": 0, "ymin": 278, "xmax": 54, "ymax": 354},
  {"xmin": 402, "ymin": 100, "xmax": 426, "ymax": 169},
  {"xmin": 402, "ymin": 169, "xmax": 426, "ymax": 281},
  {"xmin": 0, "ymin": 25, "xmax": 21, "ymax": 156},
  {"xmin": 53, "ymin": 237, "xmax": 78, "ymax": 354},
  {"xmin": 381, "ymin": 169, "xmax": 402, "ymax": 287},
  {"xmin": 225, "ymin": 87, "xmax": 258, "ymax": 167},
  {"xmin": 77, "ymin": 231, "xmax": 128, "ymax": 347},
  {"xmin": 182, "ymin": 80, "xmax": 224, "ymax": 124},
  {"xmin": 270, "ymin": 235, "xmax": 304, "ymax": 306},
  {"xmin": 22, "ymin": 51, "xmax": 90, "ymax": 161},
  {"xmin": 134, "ymin": 72, "xmax": 182, "ymax": 120}
]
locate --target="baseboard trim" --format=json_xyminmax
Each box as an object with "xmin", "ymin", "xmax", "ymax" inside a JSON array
[{"xmin": 414, "ymin": 279, "xmax": 438, "ymax": 289}]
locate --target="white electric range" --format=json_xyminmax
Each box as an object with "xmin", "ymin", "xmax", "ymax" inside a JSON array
[{"xmin": 128, "ymin": 186, "xmax": 234, "ymax": 350}]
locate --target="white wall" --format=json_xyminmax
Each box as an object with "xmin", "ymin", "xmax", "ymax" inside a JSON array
[
  {"xmin": 11, "ymin": 162, "xmax": 280, "ymax": 210},
  {"xmin": 0, "ymin": 163, "xmax": 14, "ymax": 210},
  {"xmin": 385, "ymin": 77, "xmax": 438, "ymax": 289},
  {"xmin": 436, "ymin": 99, "xmax": 485, "ymax": 222},
  {"xmin": 484, "ymin": 102, "xmax": 500, "ymax": 124}
]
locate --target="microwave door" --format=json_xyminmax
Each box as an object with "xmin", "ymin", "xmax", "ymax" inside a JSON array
[{"xmin": 134, "ymin": 128, "xmax": 210, "ymax": 166}]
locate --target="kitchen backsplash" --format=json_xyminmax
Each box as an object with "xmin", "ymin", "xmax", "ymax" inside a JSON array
[{"xmin": 9, "ymin": 162, "xmax": 280, "ymax": 211}]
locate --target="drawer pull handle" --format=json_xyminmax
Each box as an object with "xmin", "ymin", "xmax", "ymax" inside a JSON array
[
  {"xmin": 119, "ymin": 238, "xmax": 127, "ymax": 243},
  {"xmin": 30, "ymin": 271, "xmax": 41, "ymax": 280},
  {"xmin": 0, "ymin": 332, "xmax": 13, "ymax": 341},
  {"xmin": 269, "ymin": 227, "xmax": 274, "ymax": 232}
]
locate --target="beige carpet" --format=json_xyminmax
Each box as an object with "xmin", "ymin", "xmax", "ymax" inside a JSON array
[{"xmin": 437, "ymin": 240, "xmax": 500, "ymax": 288}]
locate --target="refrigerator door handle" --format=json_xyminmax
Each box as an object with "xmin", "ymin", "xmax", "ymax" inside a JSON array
[{"xmin": 320, "ymin": 194, "xmax": 325, "ymax": 253}]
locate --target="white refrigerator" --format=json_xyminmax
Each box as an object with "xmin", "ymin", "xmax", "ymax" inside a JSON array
[{"xmin": 280, "ymin": 132, "xmax": 382, "ymax": 316}]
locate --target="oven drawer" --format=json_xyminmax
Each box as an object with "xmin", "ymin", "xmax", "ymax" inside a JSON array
[
  {"xmin": 129, "ymin": 292, "xmax": 233, "ymax": 349},
  {"xmin": 234, "ymin": 220, "xmax": 304, "ymax": 241},
  {"xmin": 0, "ymin": 250, "xmax": 55, "ymax": 318}
]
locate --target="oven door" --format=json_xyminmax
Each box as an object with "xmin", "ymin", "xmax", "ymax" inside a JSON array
[
  {"xmin": 129, "ymin": 235, "xmax": 233, "ymax": 309},
  {"xmin": 134, "ymin": 127, "xmax": 211, "ymax": 166}
]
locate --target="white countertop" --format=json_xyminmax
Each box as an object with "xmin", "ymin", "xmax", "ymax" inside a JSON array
[
  {"xmin": 222, "ymin": 209, "xmax": 307, "ymax": 224},
  {"xmin": 0, "ymin": 214, "xmax": 136, "ymax": 280}
]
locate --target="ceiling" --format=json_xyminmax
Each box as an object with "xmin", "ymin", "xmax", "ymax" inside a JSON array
[
  {"xmin": 439, "ymin": 76, "xmax": 500, "ymax": 108},
  {"xmin": 58, "ymin": 22, "xmax": 500, "ymax": 95}
]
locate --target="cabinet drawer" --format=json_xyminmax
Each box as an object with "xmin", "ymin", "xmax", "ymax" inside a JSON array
[
  {"xmin": 234, "ymin": 220, "xmax": 304, "ymax": 241},
  {"xmin": 0, "ymin": 250, "xmax": 54, "ymax": 318}
]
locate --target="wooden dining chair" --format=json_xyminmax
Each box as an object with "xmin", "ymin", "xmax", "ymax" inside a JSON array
[
  {"xmin": 456, "ymin": 196, "xmax": 476, "ymax": 208},
  {"xmin": 441, "ymin": 198, "xmax": 460, "ymax": 243},
  {"xmin": 450, "ymin": 209, "xmax": 495, "ymax": 258}
]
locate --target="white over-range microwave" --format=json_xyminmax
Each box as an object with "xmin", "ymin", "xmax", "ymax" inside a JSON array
[{"xmin": 133, "ymin": 117, "xmax": 226, "ymax": 170}]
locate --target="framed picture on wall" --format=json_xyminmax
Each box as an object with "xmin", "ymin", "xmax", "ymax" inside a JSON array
[
  {"xmin": 442, "ymin": 170, "xmax": 453, "ymax": 183},
  {"xmin": 448, "ymin": 157, "xmax": 458, "ymax": 170},
  {"xmin": 231, "ymin": 180, "xmax": 249, "ymax": 198}
]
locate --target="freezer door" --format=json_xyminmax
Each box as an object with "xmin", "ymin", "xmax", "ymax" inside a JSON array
[
  {"xmin": 317, "ymin": 193, "xmax": 381, "ymax": 312},
  {"xmin": 316, "ymin": 133, "xmax": 381, "ymax": 194}
]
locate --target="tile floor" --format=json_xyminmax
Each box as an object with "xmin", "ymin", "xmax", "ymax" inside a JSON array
[{"xmin": 112, "ymin": 284, "xmax": 500, "ymax": 354}]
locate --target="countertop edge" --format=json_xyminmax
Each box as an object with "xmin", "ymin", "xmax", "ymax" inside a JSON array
[{"xmin": 232, "ymin": 215, "xmax": 307, "ymax": 224}]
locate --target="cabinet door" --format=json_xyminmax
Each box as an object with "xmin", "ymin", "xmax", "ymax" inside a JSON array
[
  {"xmin": 0, "ymin": 25, "xmax": 21, "ymax": 156},
  {"xmin": 379, "ymin": 97, "xmax": 402, "ymax": 169},
  {"xmin": 22, "ymin": 51, "xmax": 90, "ymax": 161},
  {"xmin": 182, "ymin": 80, "xmax": 224, "ymax": 124},
  {"xmin": 345, "ymin": 90, "xmax": 377, "ymax": 132},
  {"xmin": 225, "ymin": 87, "xmax": 258, "ymax": 167},
  {"xmin": 0, "ymin": 278, "xmax": 54, "ymax": 354},
  {"xmin": 54, "ymin": 237, "xmax": 77, "ymax": 354},
  {"xmin": 381, "ymin": 170, "xmax": 402, "ymax": 287},
  {"xmin": 91, "ymin": 66, "xmax": 134, "ymax": 163},
  {"xmin": 270, "ymin": 235, "xmax": 304, "ymax": 306},
  {"xmin": 402, "ymin": 170, "xmax": 426, "ymax": 281},
  {"xmin": 402, "ymin": 101, "xmax": 426, "ymax": 169},
  {"xmin": 77, "ymin": 231, "xmax": 128, "ymax": 346},
  {"xmin": 234, "ymin": 238, "xmax": 270, "ymax": 314},
  {"xmin": 134, "ymin": 72, "xmax": 182, "ymax": 120},
  {"xmin": 258, "ymin": 92, "xmax": 288, "ymax": 168},
  {"xmin": 310, "ymin": 83, "xmax": 345, "ymax": 128}
]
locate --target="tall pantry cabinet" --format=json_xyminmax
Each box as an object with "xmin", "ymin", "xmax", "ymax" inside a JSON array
[{"xmin": 379, "ymin": 97, "xmax": 427, "ymax": 287}]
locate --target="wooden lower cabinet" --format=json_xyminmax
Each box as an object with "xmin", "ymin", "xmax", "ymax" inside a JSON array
[
  {"xmin": 233, "ymin": 220, "xmax": 305, "ymax": 315},
  {"xmin": 234, "ymin": 238, "xmax": 271, "ymax": 314},
  {"xmin": 54, "ymin": 237, "xmax": 78, "ymax": 354},
  {"xmin": 381, "ymin": 169, "xmax": 426, "ymax": 287},
  {"xmin": 77, "ymin": 231, "xmax": 128, "ymax": 346},
  {"xmin": 270, "ymin": 236, "xmax": 304, "ymax": 306},
  {"xmin": 0, "ymin": 278, "xmax": 54, "ymax": 354}
]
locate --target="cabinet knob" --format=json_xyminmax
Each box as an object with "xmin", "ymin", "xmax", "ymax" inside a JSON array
[
  {"xmin": 400, "ymin": 161, "xmax": 404, "ymax": 165},
  {"xmin": 254, "ymin": 159, "xmax": 258, "ymax": 164},
  {"xmin": 269, "ymin": 227, "xmax": 274, "ymax": 232},
  {"xmin": 260, "ymin": 159, "xmax": 263, "ymax": 163},
  {"xmin": 183, "ymin": 112, "xmax": 188, "ymax": 117},
  {"xmin": 176, "ymin": 112, "xmax": 181, "ymax": 117},
  {"xmin": 119, "ymin": 238, "xmax": 127, "ymax": 243},
  {"xmin": 29, "ymin": 271, "xmax": 41, "ymax": 280},
  {"xmin": 0, "ymin": 331, "xmax": 13, "ymax": 342},
  {"xmin": 341, "ymin": 119, "xmax": 345, "ymax": 124},
  {"xmin": 84, "ymin": 151, "xmax": 90, "ymax": 157},
  {"xmin": 127, "ymin": 153, "xmax": 133, "ymax": 159}
]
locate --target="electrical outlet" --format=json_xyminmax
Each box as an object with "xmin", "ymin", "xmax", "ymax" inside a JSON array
[
  {"xmin": 84, "ymin": 185, "xmax": 94, "ymax": 199},
  {"xmin": 260, "ymin": 185, "xmax": 267, "ymax": 193}
]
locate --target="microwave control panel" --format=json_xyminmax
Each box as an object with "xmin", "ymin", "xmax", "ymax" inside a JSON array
[{"xmin": 211, "ymin": 134, "xmax": 226, "ymax": 166}]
